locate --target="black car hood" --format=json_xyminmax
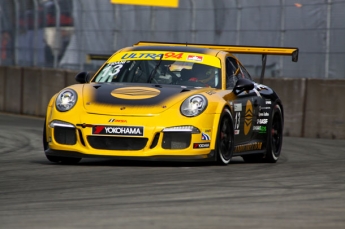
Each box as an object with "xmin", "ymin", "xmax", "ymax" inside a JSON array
[{"xmin": 82, "ymin": 83, "xmax": 207, "ymax": 115}]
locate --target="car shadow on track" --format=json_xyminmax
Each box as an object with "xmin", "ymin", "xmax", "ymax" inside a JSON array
[{"xmin": 34, "ymin": 157, "xmax": 246, "ymax": 167}]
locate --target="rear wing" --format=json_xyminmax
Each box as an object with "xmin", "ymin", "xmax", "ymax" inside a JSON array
[{"xmin": 134, "ymin": 41, "xmax": 298, "ymax": 62}]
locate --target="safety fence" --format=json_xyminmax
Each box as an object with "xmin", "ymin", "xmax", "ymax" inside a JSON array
[{"xmin": 0, "ymin": 0, "xmax": 345, "ymax": 79}]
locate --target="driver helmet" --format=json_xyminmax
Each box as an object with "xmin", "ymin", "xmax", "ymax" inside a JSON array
[{"xmin": 192, "ymin": 64, "xmax": 215, "ymax": 83}]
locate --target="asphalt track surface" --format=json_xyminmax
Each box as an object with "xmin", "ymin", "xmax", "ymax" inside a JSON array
[{"xmin": 0, "ymin": 113, "xmax": 344, "ymax": 229}]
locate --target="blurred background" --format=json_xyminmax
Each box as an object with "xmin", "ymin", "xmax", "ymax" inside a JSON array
[{"xmin": 0, "ymin": 0, "xmax": 344, "ymax": 78}]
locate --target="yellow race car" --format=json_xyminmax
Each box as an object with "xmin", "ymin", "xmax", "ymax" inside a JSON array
[{"xmin": 43, "ymin": 41, "xmax": 298, "ymax": 165}]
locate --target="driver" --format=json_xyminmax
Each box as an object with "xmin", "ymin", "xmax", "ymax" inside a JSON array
[{"xmin": 189, "ymin": 64, "xmax": 217, "ymax": 87}]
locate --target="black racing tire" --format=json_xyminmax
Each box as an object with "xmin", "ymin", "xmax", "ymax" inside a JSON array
[
  {"xmin": 264, "ymin": 104, "xmax": 283, "ymax": 163},
  {"xmin": 43, "ymin": 118, "xmax": 49, "ymax": 151},
  {"xmin": 43, "ymin": 119, "xmax": 81, "ymax": 165},
  {"xmin": 241, "ymin": 103, "xmax": 283, "ymax": 163},
  {"xmin": 215, "ymin": 108, "xmax": 234, "ymax": 165}
]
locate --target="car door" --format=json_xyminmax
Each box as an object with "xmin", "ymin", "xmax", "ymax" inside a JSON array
[{"xmin": 225, "ymin": 57, "xmax": 264, "ymax": 152}]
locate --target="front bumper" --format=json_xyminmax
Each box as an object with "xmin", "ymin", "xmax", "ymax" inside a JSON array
[
  {"xmin": 45, "ymin": 148, "xmax": 216, "ymax": 162},
  {"xmin": 45, "ymin": 111, "xmax": 220, "ymax": 160}
]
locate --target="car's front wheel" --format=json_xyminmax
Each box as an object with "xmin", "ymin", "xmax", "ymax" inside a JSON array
[{"xmin": 215, "ymin": 108, "xmax": 234, "ymax": 165}]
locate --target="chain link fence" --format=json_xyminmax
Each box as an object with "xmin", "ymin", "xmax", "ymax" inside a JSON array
[{"xmin": 0, "ymin": 0, "xmax": 344, "ymax": 78}]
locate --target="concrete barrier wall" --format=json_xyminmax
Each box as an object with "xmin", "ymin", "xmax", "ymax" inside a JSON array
[
  {"xmin": 22, "ymin": 68, "xmax": 42, "ymax": 116},
  {"xmin": 304, "ymin": 79, "xmax": 345, "ymax": 139},
  {"xmin": 0, "ymin": 66, "xmax": 344, "ymax": 139},
  {"xmin": 4, "ymin": 67, "xmax": 22, "ymax": 114},
  {"xmin": 40, "ymin": 69, "xmax": 67, "ymax": 116},
  {"xmin": 263, "ymin": 78, "xmax": 306, "ymax": 138}
]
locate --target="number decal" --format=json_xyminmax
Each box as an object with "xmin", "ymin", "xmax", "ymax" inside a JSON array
[
  {"xmin": 235, "ymin": 112, "xmax": 241, "ymax": 130},
  {"xmin": 111, "ymin": 64, "xmax": 123, "ymax": 76},
  {"xmin": 164, "ymin": 52, "xmax": 183, "ymax": 59},
  {"xmin": 97, "ymin": 64, "xmax": 124, "ymax": 82}
]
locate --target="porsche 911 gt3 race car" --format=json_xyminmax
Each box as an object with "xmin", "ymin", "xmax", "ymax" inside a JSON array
[{"xmin": 43, "ymin": 41, "xmax": 298, "ymax": 165}]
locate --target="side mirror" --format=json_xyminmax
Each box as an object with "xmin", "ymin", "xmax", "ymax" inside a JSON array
[
  {"xmin": 75, "ymin": 71, "xmax": 90, "ymax": 84},
  {"xmin": 233, "ymin": 78, "xmax": 254, "ymax": 95}
]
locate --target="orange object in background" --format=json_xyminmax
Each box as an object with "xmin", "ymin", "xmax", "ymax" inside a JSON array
[{"xmin": 110, "ymin": 0, "xmax": 179, "ymax": 8}]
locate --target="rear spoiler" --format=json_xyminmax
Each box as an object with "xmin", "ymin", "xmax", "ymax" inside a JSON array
[
  {"xmin": 134, "ymin": 41, "xmax": 298, "ymax": 62},
  {"xmin": 134, "ymin": 41, "xmax": 299, "ymax": 82}
]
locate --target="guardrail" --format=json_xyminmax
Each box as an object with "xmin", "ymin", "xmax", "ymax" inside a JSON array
[{"xmin": 0, "ymin": 66, "xmax": 344, "ymax": 139}]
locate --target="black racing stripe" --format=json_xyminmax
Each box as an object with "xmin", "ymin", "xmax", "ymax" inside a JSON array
[{"xmin": 91, "ymin": 83, "xmax": 193, "ymax": 106}]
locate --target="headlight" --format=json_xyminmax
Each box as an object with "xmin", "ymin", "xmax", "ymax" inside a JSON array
[
  {"xmin": 180, "ymin": 94, "xmax": 208, "ymax": 117},
  {"xmin": 55, "ymin": 89, "xmax": 77, "ymax": 112}
]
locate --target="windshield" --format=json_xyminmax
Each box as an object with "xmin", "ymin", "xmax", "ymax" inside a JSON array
[{"xmin": 92, "ymin": 56, "xmax": 221, "ymax": 88}]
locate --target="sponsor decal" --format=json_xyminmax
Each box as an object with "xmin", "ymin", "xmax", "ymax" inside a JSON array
[
  {"xmin": 116, "ymin": 120, "xmax": 127, "ymax": 123},
  {"xmin": 257, "ymin": 119, "xmax": 268, "ymax": 125},
  {"xmin": 109, "ymin": 119, "xmax": 127, "ymax": 123},
  {"xmin": 193, "ymin": 143, "xmax": 210, "ymax": 148},
  {"xmin": 265, "ymin": 100, "xmax": 272, "ymax": 105},
  {"xmin": 234, "ymin": 103, "xmax": 242, "ymax": 112},
  {"xmin": 235, "ymin": 112, "xmax": 241, "ymax": 130},
  {"xmin": 121, "ymin": 52, "xmax": 185, "ymax": 60},
  {"xmin": 258, "ymin": 112, "xmax": 269, "ymax": 117},
  {"xmin": 253, "ymin": 126, "xmax": 267, "ymax": 133},
  {"xmin": 234, "ymin": 130, "xmax": 240, "ymax": 135},
  {"xmin": 164, "ymin": 52, "xmax": 184, "ymax": 59},
  {"xmin": 234, "ymin": 142, "xmax": 263, "ymax": 153},
  {"xmin": 121, "ymin": 53, "xmax": 161, "ymax": 60},
  {"xmin": 260, "ymin": 106, "xmax": 271, "ymax": 110},
  {"xmin": 110, "ymin": 61, "xmax": 128, "ymax": 65},
  {"xmin": 204, "ymin": 129, "xmax": 211, "ymax": 133},
  {"xmin": 244, "ymin": 100, "xmax": 253, "ymax": 135},
  {"xmin": 201, "ymin": 133, "xmax": 211, "ymax": 140},
  {"xmin": 92, "ymin": 126, "xmax": 144, "ymax": 136},
  {"xmin": 187, "ymin": 55, "xmax": 203, "ymax": 62}
]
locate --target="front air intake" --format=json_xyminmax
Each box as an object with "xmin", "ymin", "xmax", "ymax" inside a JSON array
[
  {"xmin": 162, "ymin": 132, "xmax": 191, "ymax": 149},
  {"xmin": 54, "ymin": 127, "xmax": 77, "ymax": 145}
]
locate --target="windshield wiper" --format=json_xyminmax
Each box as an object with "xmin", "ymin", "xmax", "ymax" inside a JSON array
[{"xmin": 147, "ymin": 54, "xmax": 163, "ymax": 83}]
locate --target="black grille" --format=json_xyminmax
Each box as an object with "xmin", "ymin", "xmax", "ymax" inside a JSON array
[
  {"xmin": 54, "ymin": 127, "xmax": 77, "ymax": 145},
  {"xmin": 87, "ymin": 136, "xmax": 148, "ymax": 150},
  {"xmin": 162, "ymin": 132, "xmax": 191, "ymax": 149}
]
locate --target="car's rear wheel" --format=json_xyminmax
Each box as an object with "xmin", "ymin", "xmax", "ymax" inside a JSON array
[
  {"xmin": 264, "ymin": 104, "xmax": 283, "ymax": 163},
  {"xmin": 242, "ymin": 103, "xmax": 283, "ymax": 163},
  {"xmin": 43, "ymin": 119, "xmax": 81, "ymax": 165},
  {"xmin": 215, "ymin": 108, "xmax": 234, "ymax": 165}
]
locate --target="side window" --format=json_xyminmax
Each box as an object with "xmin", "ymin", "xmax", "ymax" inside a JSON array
[
  {"xmin": 239, "ymin": 64, "xmax": 252, "ymax": 81},
  {"xmin": 226, "ymin": 57, "xmax": 239, "ymax": 89}
]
